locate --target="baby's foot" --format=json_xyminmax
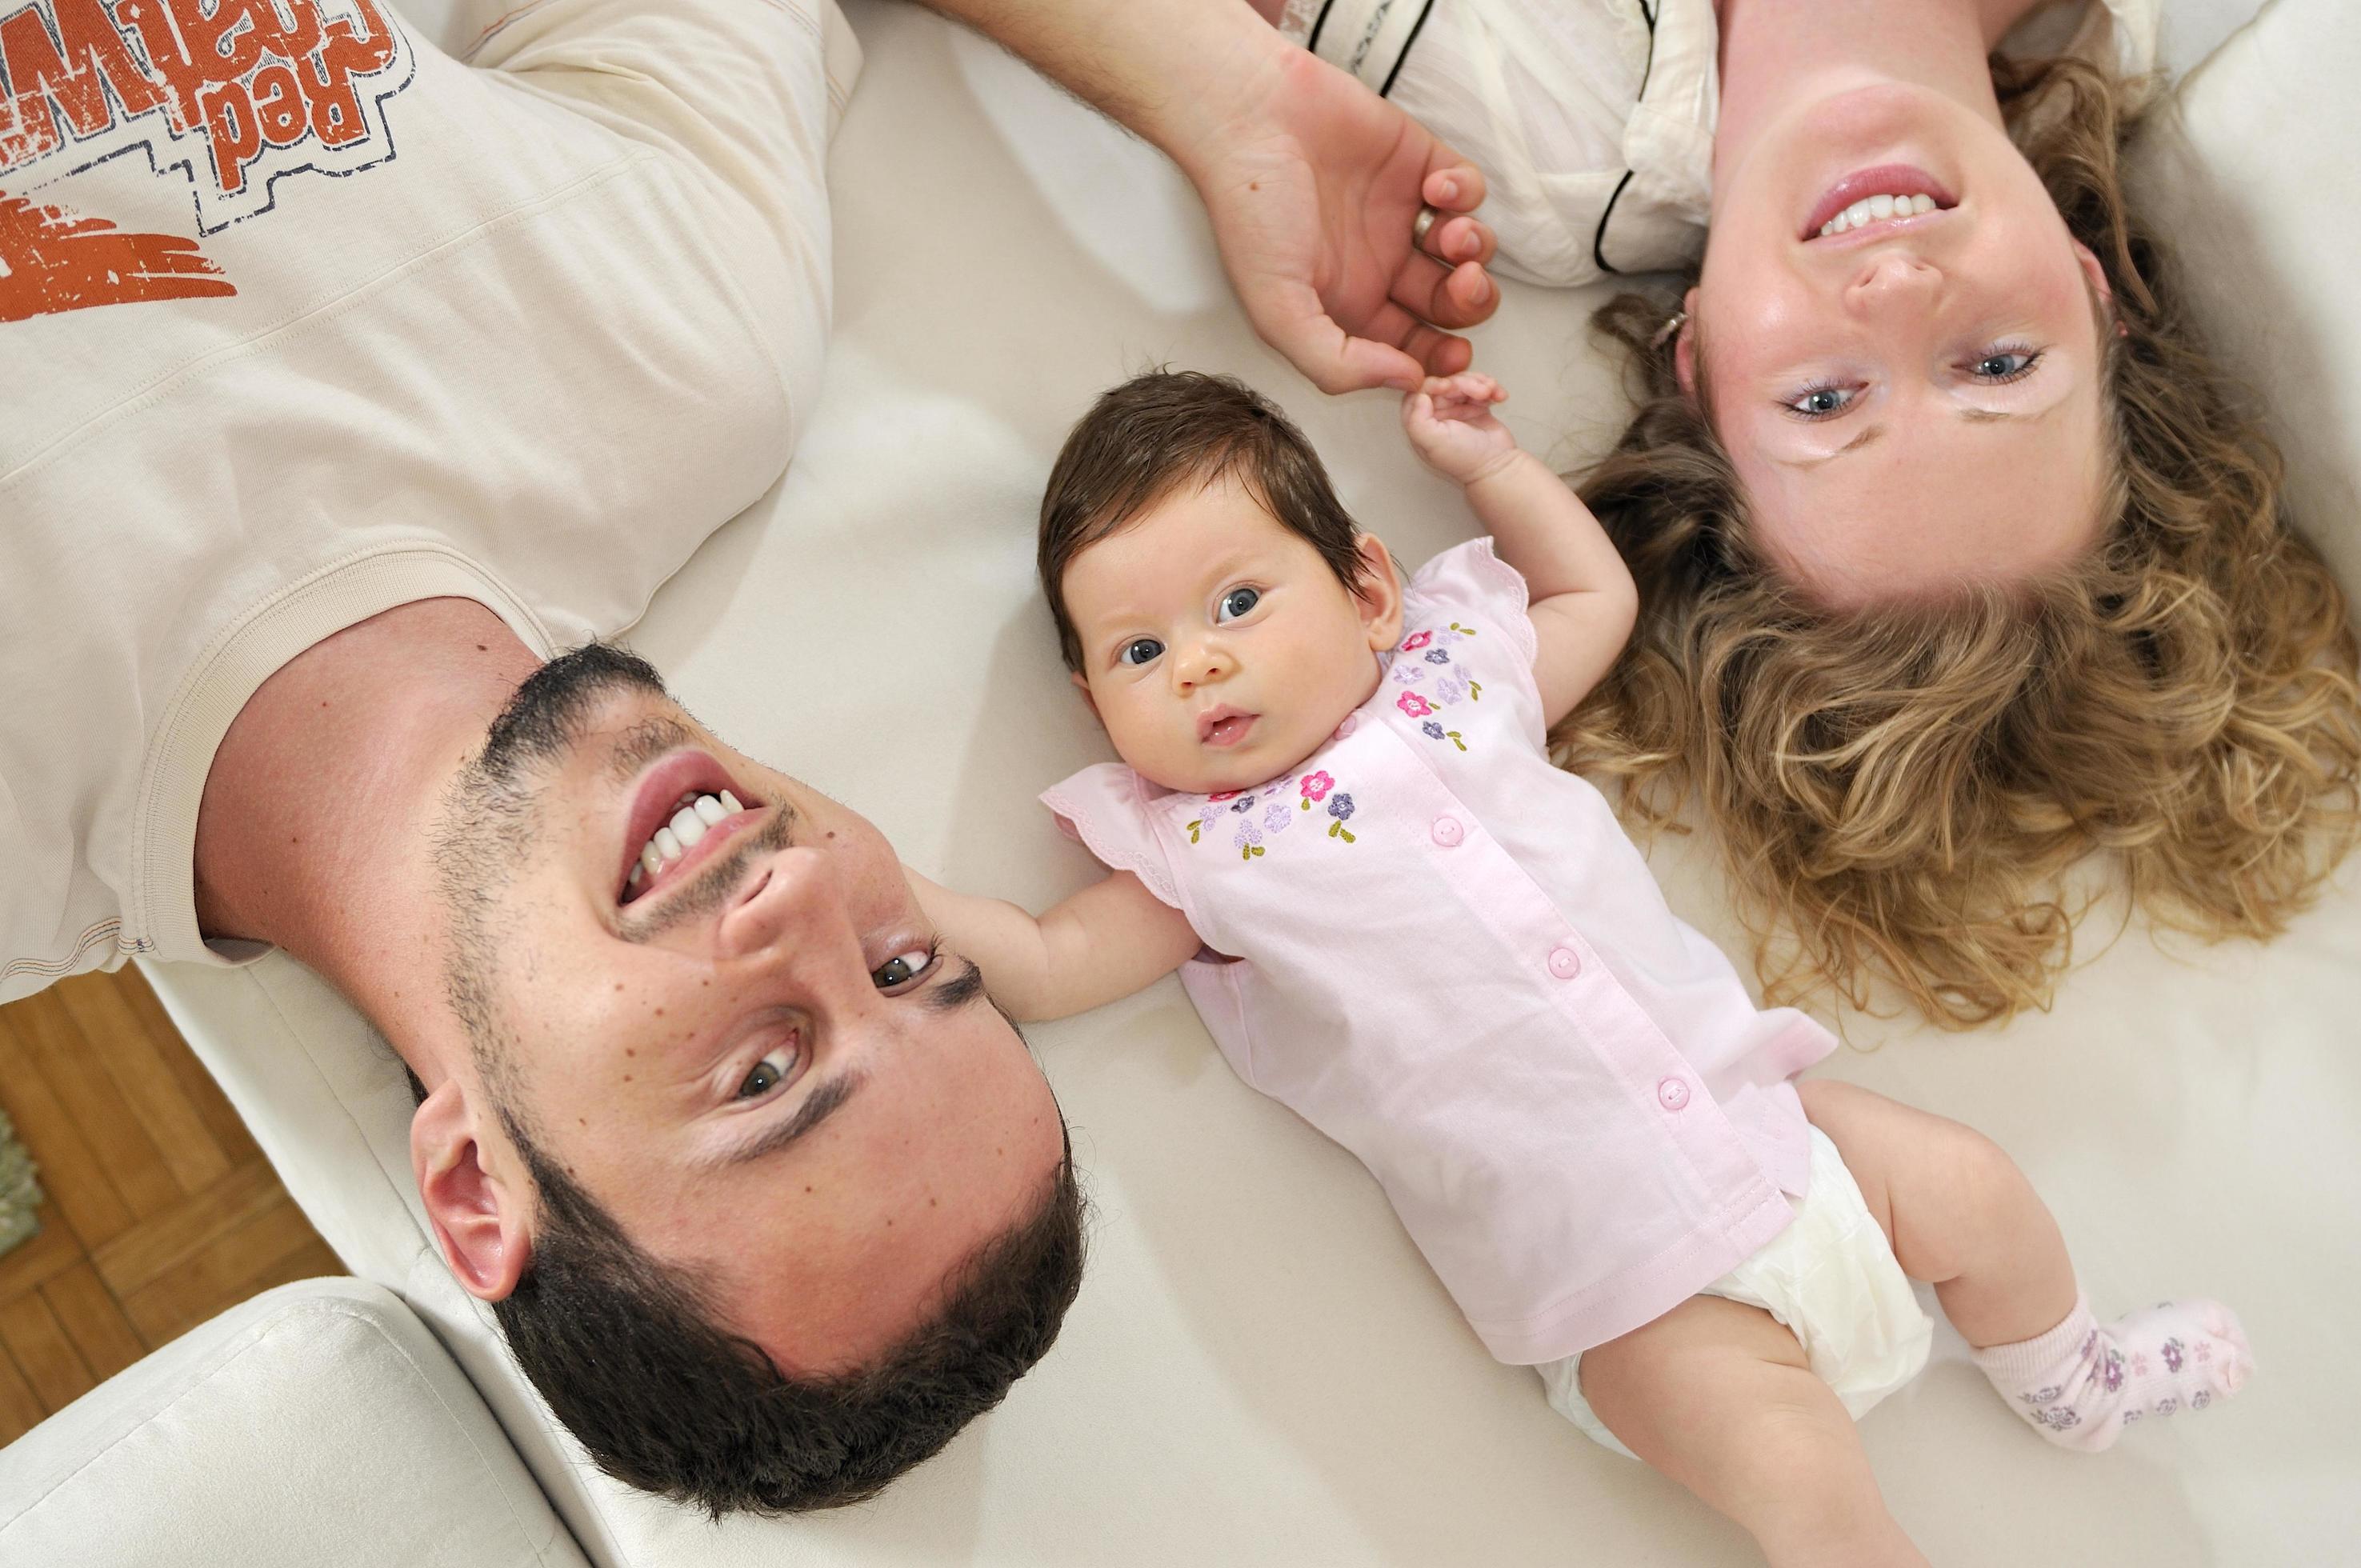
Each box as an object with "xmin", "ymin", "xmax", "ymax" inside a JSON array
[{"xmin": 1971, "ymin": 1295, "xmax": 2252, "ymax": 1453}]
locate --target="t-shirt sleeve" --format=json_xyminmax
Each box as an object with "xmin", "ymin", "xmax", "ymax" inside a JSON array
[
  {"xmin": 1039, "ymin": 763, "xmax": 1187, "ymax": 913},
  {"xmin": 1395, "ymin": 537, "xmax": 1550, "ymax": 749},
  {"xmin": 462, "ymin": 0, "xmax": 858, "ymax": 266}
]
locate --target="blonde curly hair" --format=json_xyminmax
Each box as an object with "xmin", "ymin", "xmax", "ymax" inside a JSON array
[{"xmin": 1557, "ymin": 55, "xmax": 2361, "ymax": 1028}]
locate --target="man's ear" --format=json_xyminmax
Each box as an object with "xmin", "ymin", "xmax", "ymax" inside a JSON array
[
  {"xmin": 411, "ymin": 1078, "xmax": 534, "ymax": 1302},
  {"xmin": 1674, "ymin": 286, "xmax": 1701, "ymax": 399},
  {"xmin": 1353, "ymin": 533, "xmax": 1407, "ymax": 651},
  {"xmin": 1069, "ymin": 669, "xmax": 1100, "ymax": 722}
]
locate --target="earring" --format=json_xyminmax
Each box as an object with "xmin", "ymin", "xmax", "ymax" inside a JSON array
[{"xmin": 1650, "ymin": 310, "xmax": 1688, "ymax": 350}]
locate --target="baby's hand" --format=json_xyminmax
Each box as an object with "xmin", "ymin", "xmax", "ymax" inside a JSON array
[{"xmin": 1401, "ymin": 373, "xmax": 1519, "ymax": 486}]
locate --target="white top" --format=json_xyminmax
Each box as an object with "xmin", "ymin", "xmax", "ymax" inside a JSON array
[
  {"xmin": 0, "ymin": 0, "xmax": 860, "ymax": 1002},
  {"xmin": 1044, "ymin": 542, "xmax": 1835, "ymax": 1364},
  {"xmin": 1280, "ymin": 0, "xmax": 2161, "ymax": 286}
]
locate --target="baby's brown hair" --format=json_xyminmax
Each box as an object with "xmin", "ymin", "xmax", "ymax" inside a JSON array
[{"xmin": 1040, "ymin": 370, "xmax": 1369, "ymax": 671}]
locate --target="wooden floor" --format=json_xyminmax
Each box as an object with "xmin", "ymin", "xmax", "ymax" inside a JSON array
[{"xmin": 0, "ymin": 966, "xmax": 340, "ymax": 1445}]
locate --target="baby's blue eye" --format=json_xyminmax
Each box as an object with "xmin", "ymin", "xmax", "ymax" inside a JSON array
[
  {"xmin": 1216, "ymin": 587, "xmax": 1260, "ymax": 622},
  {"xmin": 1118, "ymin": 638, "xmax": 1164, "ymax": 667}
]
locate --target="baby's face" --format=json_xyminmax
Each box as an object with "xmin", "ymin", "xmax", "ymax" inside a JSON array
[{"xmin": 1060, "ymin": 475, "xmax": 1400, "ymax": 794}]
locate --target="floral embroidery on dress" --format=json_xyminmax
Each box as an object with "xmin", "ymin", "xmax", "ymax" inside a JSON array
[
  {"xmin": 1398, "ymin": 692, "xmax": 1434, "ymax": 718},
  {"xmin": 1401, "ymin": 630, "xmax": 1433, "ymax": 651},
  {"xmin": 1388, "ymin": 615, "xmax": 1485, "ymax": 751},
  {"xmin": 1421, "ymin": 719, "xmax": 1467, "ymax": 752},
  {"xmin": 1187, "ymin": 780, "xmax": 1359, "ymax": 858}
]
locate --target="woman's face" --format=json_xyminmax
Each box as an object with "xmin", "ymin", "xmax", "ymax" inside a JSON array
[{"xmin": 1691, "ymin": 82, "xmax": 2114, "ymax": 606}]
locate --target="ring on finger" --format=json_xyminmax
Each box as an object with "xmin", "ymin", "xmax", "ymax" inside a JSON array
[{"xmin": 1411, "ymin": 204, "xmax": 1445, "ymax": 258}]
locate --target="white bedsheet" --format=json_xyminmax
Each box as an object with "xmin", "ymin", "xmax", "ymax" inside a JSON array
[{"xmin": 144, "ymin": 1, "xmax": 2359, "ymax": 1562}]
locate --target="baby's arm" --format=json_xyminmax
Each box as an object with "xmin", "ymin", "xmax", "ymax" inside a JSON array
[
  {"xmin": 905, "ymin": 866, "xmax": 1203, "ymax": 1022},
  {"xmin": 1401, "ymin": 374, "xmax": 1639, "ymax": 726}
]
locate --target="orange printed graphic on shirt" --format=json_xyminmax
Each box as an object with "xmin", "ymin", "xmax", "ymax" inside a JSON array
[
  {"xmin": 0, "ymin": 0, "xmax": 411, "ymax": 264},
  {"xmin": 0, "ymin": 186, "xmax": 231, "ymax": 319}
]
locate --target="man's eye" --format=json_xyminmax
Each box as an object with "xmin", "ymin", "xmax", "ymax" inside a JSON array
[
  {"xmin": 1216, "ymin": 586, "xmax": 1260, "ymax": 622},
  {"xmin": 1783, "ymin": 383, "xmax": 1857, "ymax": 420},
  {"xmin": 870, "ymin": 947, "xmax": 933, "ymax": 989},
  {"xmin": 1118, "ymin": 638, "xmax": 1164, "ymax": 667},
  {"xmin": 737, "ymin": 1054, "xmax": 790, "ymax": 1100}
]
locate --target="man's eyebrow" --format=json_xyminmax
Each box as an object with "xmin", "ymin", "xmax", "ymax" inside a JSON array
[
  {"xmin": 713, "ymin": 1069, "xmax": 865, "ymax": 1169},
  {"xmin": 924, "ymin": 954, "xmax": 990, "ymax": 1015}
]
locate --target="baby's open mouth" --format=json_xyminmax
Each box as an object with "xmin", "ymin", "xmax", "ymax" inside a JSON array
[{"xmin": 1199, "ymin": 707, "xmax": 1257, "ymax": 747}]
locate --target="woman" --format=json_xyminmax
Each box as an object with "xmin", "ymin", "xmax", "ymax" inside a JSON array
[{"xmin": 1271, "ymin": 0, "xmax": 2361, "ymax": 1025}]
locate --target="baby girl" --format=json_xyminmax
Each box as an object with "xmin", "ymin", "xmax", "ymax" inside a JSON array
[{"xmin": 910, "ymin": 370, "xmax": 2250, "ymax": 1564}]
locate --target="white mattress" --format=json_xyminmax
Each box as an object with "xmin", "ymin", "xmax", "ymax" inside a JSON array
[{"xmin": 144, "ymin": 0, "xmax": 2360, "ymax": 1562}]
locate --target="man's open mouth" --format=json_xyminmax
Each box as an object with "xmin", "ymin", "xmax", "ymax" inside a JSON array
[{"xmin": 616, "ymin": 751, "xmax": 764, "ymax": 906}]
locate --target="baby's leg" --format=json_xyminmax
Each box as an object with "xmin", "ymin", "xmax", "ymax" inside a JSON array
[
  {"xmin": 1799, "ymin": 1078, "xmax": 2251, "ymax": 1450},
  {"xmin": 1580, "ymin": 1295, "xmax": 1930, "ymax": 1568}
]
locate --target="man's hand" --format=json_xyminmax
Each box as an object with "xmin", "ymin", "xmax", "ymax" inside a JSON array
[
  {"xmin": 911, "ymin": 0, "xmax": 1501, "ymax": 395},
  {"xmin": 1179, "ymin": 45, "xmax": 1500, "ymax": 394}
]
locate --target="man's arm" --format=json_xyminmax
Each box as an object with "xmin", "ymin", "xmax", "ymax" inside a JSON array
[
  {"xmin": 906, "ymin": 866, "xmax": 1203, "ymax": 1022},
  {"xmin": 910, "ymin": 0, "xmax": 1502, "ymax": 394}
]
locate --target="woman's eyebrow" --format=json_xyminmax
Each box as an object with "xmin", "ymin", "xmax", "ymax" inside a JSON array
[{"xmin": 1779, "ymin": 425, "xmax": 1885, "ymax": 470}]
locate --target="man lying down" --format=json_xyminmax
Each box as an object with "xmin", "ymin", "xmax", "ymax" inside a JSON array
[{"xmin": 0, "ymin": 0, "xmax": 1498, "ymax": 1515}]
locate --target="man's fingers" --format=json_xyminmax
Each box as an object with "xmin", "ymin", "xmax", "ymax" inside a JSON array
[
  {"xmin": 1423, "ymin": 213, "xmax": 1497, "ymax": 270},
  {"xmin": 1423, "ymin": 157, "xmax": 1487, "ymax": 216},
  {"xmin": 1255, "ymin": 285, "xmax": 1428, "ymax": 394},
  {"xmin": 1365, "ymin": 298, "xmax": 1471, "ymax": 380},
  {"xmin": 1388, "ymin": 253, "xmax": 1497, "ymax": 334}
]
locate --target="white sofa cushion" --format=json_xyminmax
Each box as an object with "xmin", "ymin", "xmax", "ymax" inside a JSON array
[
  {"xmin": 142, "ymin": 0, "xmax": 2359, "ymax": 1562},
  {"xmin": 0, "ymin": 1278, "xmax": 584, "ymax": 1568}
]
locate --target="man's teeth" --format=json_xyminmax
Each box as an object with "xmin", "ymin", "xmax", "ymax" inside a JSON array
[
  {"xmin": 635, "ymin": 790, "xmax": 746, "ymax": 882},
  {"xmin": 1818, "ymin": 192, "xmax": 1939, "ymax": 237}
]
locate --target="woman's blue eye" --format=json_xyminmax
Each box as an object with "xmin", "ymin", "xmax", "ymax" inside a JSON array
[
  {"xmin": 1785, "ymin": 384, "xmax": 1857, "ymax": 420},
  {"xmin": 1971, "ymin": 348, "xmax": 2043, "ymax": 382},
  {"xmin": 1118, "ymin": 638, "xmax": 1163, "ymax": 667},
  {"xmin": 1217, "ymin": 587, "xmax": 1260, "ymax": 622}
]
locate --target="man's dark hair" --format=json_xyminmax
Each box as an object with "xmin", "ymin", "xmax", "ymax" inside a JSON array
[
  {"xmin": 490, "ymin": 1108, "xmax": 1085, "ymax": 1515},
  {"xmin": 1038, "ymin": 370, "xmax": 1371, "ymax": 671},
  {"xmin": 429, "ymin": 643, "xmax": 1088, "ymax": 1514}
]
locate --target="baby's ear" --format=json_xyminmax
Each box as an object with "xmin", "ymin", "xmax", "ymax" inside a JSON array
[
  {"xmin": 1070, "ymin": 669, "xmax": 1102, "ymax": 722},
  {"xmin": 1354, "ymin": 534, "xmax": 1407, "ymax": 651}
]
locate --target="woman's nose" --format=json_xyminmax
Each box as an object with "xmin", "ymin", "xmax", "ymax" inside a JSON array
[{"xmin": 1847, "ymin": 249, "xmax": 1939, "ymax": 314}]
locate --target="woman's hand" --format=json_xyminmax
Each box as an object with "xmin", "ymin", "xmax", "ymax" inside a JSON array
[
  {"xmin": 1402, "ymin": 373, "xmax": 1518, "ymax": 484},
  {"xmin": 1178, "ymin": 46, "xmax": 1501, "ymax": 394}
]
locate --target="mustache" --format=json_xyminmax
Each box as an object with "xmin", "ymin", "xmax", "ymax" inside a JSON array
[{"xmin": 618, "ymin": 804, "xmax": 799, "ymax": 942}]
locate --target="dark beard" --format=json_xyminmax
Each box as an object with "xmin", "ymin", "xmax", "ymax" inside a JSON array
[{"xmin": 474, "ymin": 642, "xmax": 671, "ymax": 790}]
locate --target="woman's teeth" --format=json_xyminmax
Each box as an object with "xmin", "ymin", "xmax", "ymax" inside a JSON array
[
  {"xmin": 630, "ymin": 790, "xmax": 744, "ymax": 887},
  {"xmin": 1818, "ymin": 192, "xmax": 1939, "ymax": 237}
]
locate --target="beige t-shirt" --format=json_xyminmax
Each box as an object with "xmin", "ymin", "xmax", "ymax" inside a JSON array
[{"xmin": 0, "ymin": 0, "xmax": 860, "ymax": 1002}]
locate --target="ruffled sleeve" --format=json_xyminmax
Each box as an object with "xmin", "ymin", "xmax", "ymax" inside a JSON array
[
  {"xmin": 1040, "ymin": 762, "xmax": 1186, "ymax": 912},
  {"xmin": 1403, "ymin": 538, "xmax": 1542, "ymax": 670}
]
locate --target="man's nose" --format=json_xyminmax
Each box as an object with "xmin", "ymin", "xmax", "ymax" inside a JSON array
[
  {"xmin": 1172, "ymin": 639, "xmax": 1231, "ymax": 692},
  {"xmin": 714, "ymin": 846, "xmax": 878, "ymax": 1005},
  {"xmin": 1846, "ymin": 249, "xmax": 1939, "ymax": 316}
]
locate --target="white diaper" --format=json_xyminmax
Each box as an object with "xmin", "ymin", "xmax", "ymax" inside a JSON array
[{"xmin": 1537, "ymin": 1126, "xmax": 1935, "ymax": 1459}]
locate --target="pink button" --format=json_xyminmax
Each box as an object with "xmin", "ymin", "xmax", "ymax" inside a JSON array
[
  {"xmin": 1335, "ymin": 714, "xmax": 1359, "ymax": 739},
  {"xmin": 1431, "ymin": 815, "xmax": 1464, "ymax": 847},
  {"xmin": 1658, "ymin": 1078, "xmax": 1691, "ymax": 1111},
  {"xmin": 1547, "ymin": 946, "xmax": 1581, "ymax": 979}
]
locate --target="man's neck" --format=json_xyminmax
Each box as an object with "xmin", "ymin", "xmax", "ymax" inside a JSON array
[
  {"xmin": 192, "ymin": 598, "xmax": 538, "ymax": 1083},
  {"xmin": 1714, "ymin": 0, "xmax": 2037, "ymax": 186}
]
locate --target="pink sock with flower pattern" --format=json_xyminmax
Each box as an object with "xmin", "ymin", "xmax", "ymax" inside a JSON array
[{"xmin": 1971, "ymin": 1294, "xmax": 2253, "ymax": 1451}]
